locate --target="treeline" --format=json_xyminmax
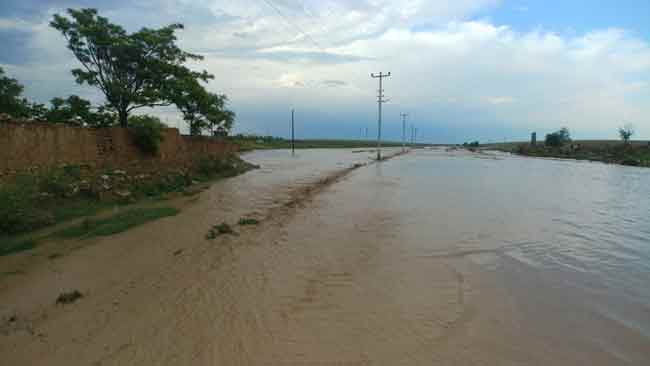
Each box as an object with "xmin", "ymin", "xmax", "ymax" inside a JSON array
[{"xmin": 0, "ymin": 8, "xmax": 233, "ymax": 137}]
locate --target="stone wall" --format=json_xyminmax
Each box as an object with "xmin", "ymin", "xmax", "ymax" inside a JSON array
[{"xmin": 0, "ymin": 122, "xmax": 238, "ymax": 177}]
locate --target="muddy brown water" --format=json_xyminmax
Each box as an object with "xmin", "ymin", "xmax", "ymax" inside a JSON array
[{"xmin": 1, "ymin": 148, "xmax": 649, "ymax": 365}]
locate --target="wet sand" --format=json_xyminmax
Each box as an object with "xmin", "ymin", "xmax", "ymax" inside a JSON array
[{"xmin": 1, "ymin": 148, "xmax": 649, "ymax": 365}]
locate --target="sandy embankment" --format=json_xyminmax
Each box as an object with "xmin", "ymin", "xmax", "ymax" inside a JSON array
[{"xmin": 0, "ymin": 150, "xmax": 415, "ymax": 365}]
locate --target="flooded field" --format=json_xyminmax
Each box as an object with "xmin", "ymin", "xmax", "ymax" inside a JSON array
[
  {"xmin": 2, "ymin": 148, "xmax": 649, "ymax": 365},
  {"xmin": 229, "ymin": 148, "xmax": 650, "ymax": 365}
]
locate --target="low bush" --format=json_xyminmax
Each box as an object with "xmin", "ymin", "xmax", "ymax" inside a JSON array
[
  {"xmin": 129, "ymin": 115, "xmax": 165, "ymax": 154},
  {"xmin": 0, "ymin": 175, "xmax": 50, "ymax": 235}
]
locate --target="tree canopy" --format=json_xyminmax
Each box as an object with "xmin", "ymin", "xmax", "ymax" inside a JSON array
[
  {"xmin": 0, "ymin": 67, "xmax": 36, "ymax": 118},
  {"xmin": 170, "ymin": 78, "xmax": 235, "ymax": 135},
  {"xmin": 44, "ymin": 95, "xmax": 116, "ymax": 127},
  {"xmin": 545, "ymin": 127, "xmax": 571, "ymax": 147},
  {"xmin": 50, "ymin": 8, "xmax": 225, "ymax": 129}
]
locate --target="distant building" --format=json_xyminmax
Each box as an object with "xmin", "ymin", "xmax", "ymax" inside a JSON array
[{"xmin": 531, "ymin": 132, "xmax": 537, "ymax": 146}]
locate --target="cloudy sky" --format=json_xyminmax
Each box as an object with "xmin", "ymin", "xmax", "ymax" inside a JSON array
[{"xmin": 1, "ymin": 0, "xmax": 649, "ymax": 142}]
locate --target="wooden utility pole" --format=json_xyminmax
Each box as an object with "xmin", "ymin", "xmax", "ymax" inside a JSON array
[{"xmin": 371, "ymin": 72, "xmax": 391, "ymax": 160}]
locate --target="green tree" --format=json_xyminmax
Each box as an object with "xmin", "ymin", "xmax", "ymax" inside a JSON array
[
  {"xmin": 50, "ymin": 8, "xmax": 212, "ymax": 127},
  {"xmin": 44, "ymin": 95, "xmax": 115, "ymax": 127},
  {"xmin": 0, "ymin": 67, "xmax": 34, "ymax": 118},
  {"xmin": 171, "ymin": 79, "xmax": 234, "ymax": 135},
  {"xmin": 46, "ymin": 95, "xmax": 92, "ymax": 126},
  {"xmin": 545, "ymin": 127, "xmax": 571, "ymax": 147},
  {"xmin": 618, "ymin": 124, "xmax": 634, "ymax": 145}
]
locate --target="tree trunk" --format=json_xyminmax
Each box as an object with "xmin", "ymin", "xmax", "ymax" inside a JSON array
[{"xmin": 118, "ymin": 109, "xmax": 128, "ymax": 128}]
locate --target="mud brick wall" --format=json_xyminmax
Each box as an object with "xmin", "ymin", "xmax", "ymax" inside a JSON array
[{"xmin": 0, "ymin": 123, "xmax": 238, "ymax": 177}]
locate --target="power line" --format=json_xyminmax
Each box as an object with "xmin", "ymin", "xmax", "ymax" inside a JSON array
[
  {"xmin": 259, "ymin": 0, "xmax": 326, "ymax": 52},
  {"xmin": 371, "ymin": 71, "xmax": 391, "ymax": 161}
]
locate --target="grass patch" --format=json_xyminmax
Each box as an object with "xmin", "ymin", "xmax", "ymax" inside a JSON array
[
  {"xmin": 238, "ymin": 217, "xmax": 260, "ymax": 225},
  {"xmin": 0, "ymin": 237, "xmax": 38, "ymax": 257},
  {"xmin": 50, "ymin": 200, "xmax": 110, "ymax": 223},
  {"xmin": 54, "ymin": 207, "xmax": 179, "ymax": 239},
  {"xmin": 1, "ymin": 270, "xmax": 25, "ymax": 276},
  {"xmin": 0, "ymin": 155, "xmax": 254, "ymax": 240}
]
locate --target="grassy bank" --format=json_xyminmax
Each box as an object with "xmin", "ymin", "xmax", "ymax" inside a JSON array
[
  {"xmin": 228, "ymin": 135, "xmax": 407, "ymax": 151},
  {"xmin": 488, "ymin": 140, "xmax": 650, "ymax": 167},
  {"xmin": 0, "ymin": 154, "xmax": 257, "ymax": 256}
]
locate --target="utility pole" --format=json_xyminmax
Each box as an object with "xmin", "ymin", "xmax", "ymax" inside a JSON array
[
  {"xmin": 371, "ymin": 71, "xmax": 391, "ymax": 160},
  {"xmin": 400, "ymin": 112, "xmax": 408, "ymax": 152},
  {"xmin": 291, "ymin": 109, "xmax": 295, "ymax": 156},
  {"xmin": 415, "ymin": 128, "xmax": 418, "ymax": 146},
  {"xmin": 410, "ymin": 125, "xmax": 415, "ymax": 147}
]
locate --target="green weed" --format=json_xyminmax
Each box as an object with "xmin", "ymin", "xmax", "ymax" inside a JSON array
[
  {"xmin": 0, "ymin": 237, "xmax": 38, "ymax": 257},
  {"xmin": 54, "ymin": 207, "xmax": 179, "ymax": 239},
  {"xmin": 238, "ymin": 217, "xmax": 259, "ymax": 225}
]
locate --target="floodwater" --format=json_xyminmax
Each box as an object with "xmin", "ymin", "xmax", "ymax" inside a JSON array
[
  {"xmin": 2, "ymin": 147, "xmax": 649, "ymax": 365},
  {"xmin": 229, "ymin": 147, "xmax": 650, "ymax": 365}
]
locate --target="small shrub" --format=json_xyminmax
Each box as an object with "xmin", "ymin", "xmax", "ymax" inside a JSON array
[
  {"xmin": 56, "ymin": 290, "xmax": 83, "ymax": 305},
  {"xmin": 238, "ymin": 217, "xmax": 259, "ymax": 225},
  {"xmin": 214, "ymin": 222, "xmax": 233, "ymax": 234},
  {"xmin": 0, "ymin": 177, "xmax": 51, "ymax": 235},
  {"xmin": 62, "ymin": 165, "xmax": 82, "ymax": 179},
  {"xmin": 196, "ymin": 157, "xmax": 229, "ymax": 178},
  {"xmin": 205, "ymin": 222, "xmax": 235, "ymax": 239},
  {"xmin": 618, "ymin": 125, "xmax": 635, "ymax": 145},
  {"xmin": 129, "ymin": 115, "xmax": 165, "ymax": 154},
  {"xmin": 39, "ymin": 170, "xmax": 76, "ymax": 197}
]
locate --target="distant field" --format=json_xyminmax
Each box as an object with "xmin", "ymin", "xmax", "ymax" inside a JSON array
[{"xmin": 229, "ymin": 137, "xmax": 426, "ymax": 151}]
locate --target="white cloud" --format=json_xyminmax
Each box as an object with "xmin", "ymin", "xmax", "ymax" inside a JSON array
[{"xmin": 3, "ymin": 0, "xmax": 649, "ymax": 140}]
